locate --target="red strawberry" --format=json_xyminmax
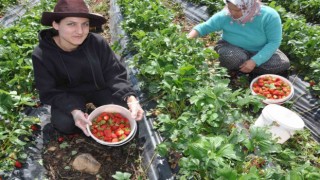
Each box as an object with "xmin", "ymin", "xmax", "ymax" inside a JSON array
[
  {"xmin": 112, "ymin": 138, "xmax": 119, "ymax": 142},
  {"xmin": 124, "ymin": 128, "xmax": 131, "ymax": 135},
  {"xmin": 14, "ymin": 161, "xmax": 22, "ymax": 168},
  {"xmin": 30, "ymin": 124, "xmax": 38, "ymax": 131},
  {"xmin": 115, "ymin": 129, "xmax": 124, "ymax": 136},
  {"xmin": 119, "ymin": 134, "xmax": 127, "ymax": 141},
  {"xmin": 58, "ymin": 137, "xmax": 64, "ymax": 143},
  {"xmin": 111, "ymin": 133, "xmax": 117, "ymax": 138},
  {"xmin": 103, "ymin": 115, "xmax": 109, "ymax": 120},
  {"xmin": 310, "ymin": 81, "xmax": 316, "ymax": 87}
]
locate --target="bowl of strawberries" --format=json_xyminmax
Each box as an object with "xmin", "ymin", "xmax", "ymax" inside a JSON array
[
  {"xmin": 250, "ymin": 74, "xmax": 294, "ymax": 104},
  {"xmin": 86, "ymin": 104, "xmax": 137, "ymax": 146}
]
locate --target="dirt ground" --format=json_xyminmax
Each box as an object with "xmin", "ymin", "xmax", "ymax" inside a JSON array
[{"xmin": 41, "ymin": 123, "xmax": 145, "ymax": 179}]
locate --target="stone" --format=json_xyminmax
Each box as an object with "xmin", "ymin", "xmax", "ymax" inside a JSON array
[
  {"xmin": 71, "ymin": 153, "xmax": 101, "ymax": 175},
  {"xmin": 47, "ymin": 146, "xmax": 57, "ymax": 152}
]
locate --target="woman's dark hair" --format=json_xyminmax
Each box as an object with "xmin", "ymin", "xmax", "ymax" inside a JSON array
[{"xmin": 226, "ymin": 0, "xmax": 230, "ymax": 2}]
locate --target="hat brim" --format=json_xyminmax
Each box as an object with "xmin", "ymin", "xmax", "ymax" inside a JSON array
[{"xmin": 41, "ymin": 12, "xmax": 107, "ymax": 27}]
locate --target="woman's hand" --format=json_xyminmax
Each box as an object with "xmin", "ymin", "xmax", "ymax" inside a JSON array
[
  {"xmin": 126, "ymin": 96, "xmax": 144, "ymax": 121},
  {"xmin": 239, "ymin": 59, "xmax": 256, "ymax": 73},
  {"xmin": 187, "ymin": 29, "xmax": 199, "ymax": 39},
  {"xmin": 71, "ymin": 110, "xmax": 91, "ymax": 136}
]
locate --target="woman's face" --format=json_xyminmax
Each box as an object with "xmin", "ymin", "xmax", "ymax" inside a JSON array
[
  {"xmin": 227, "ymin": 2, "xmax": 243, "ymax": 19},
  {"xmin": 53, "ymin": 17, "xmax": 90, "ymax": 51}
]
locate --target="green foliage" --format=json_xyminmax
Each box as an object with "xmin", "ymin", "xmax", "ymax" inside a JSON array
[
  {"xmin": 118, "ymin": 0, "xmax": 320, "ymax": 178},
  {"xmin": 0, "ymin": 7, "xmax": 44, "ymax": 94},
  {"xmin": 0, "ymin": 0, "xmax": 18, "ymax": 15},
  {"xmin": 274, "ymin": 130, "xmax": 320, "ymax": 168},
  {"xmin": 112, "ymin": 171, "xmax": 132, "ymax": 180},
  {"xmin": 0, "ymin": 111, "xmax": 39, "ymax": 173},
  {"xmin": 281, "ymin": 16, "xmax": 320, "ymax": 71},
  {"xmin": 308, "ymin": 58, "xmax": 320, "ymax": 94},
  {"xmin": 263, "ymin": 0, "xmax": 320, "ymax": 24},
  {"xmin": 117, "ymin": 0, "xmax": 174, "ymax": 40},
  {"xmin": 0, "ymin": 0, "xmax": 55, "ymax": 175},
  {"xmin": 267, "ymin": 1, "xmax": 320, "ymax": 96}
]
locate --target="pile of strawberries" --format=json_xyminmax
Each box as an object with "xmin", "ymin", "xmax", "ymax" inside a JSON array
[
  {"xmin": 252, "ymin": 75, "xmax": 291, "ymax": 100},
  {"xmin": 89, "ymin": 112, "xmax": 131, "ymax": 142}
]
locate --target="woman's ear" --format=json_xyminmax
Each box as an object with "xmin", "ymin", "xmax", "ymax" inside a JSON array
[{"xmin": 52, "ymin": 21, "xmax": 59, "ymax": 30}]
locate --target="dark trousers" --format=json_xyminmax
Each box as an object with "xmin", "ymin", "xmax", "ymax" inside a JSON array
[
  {"xmin": 214, "ymin": 40, "xmax": 290, "ymax": 74},
  {"xmin": 51, "ymin": 88, "xmax": 128, "ymax": 134}
]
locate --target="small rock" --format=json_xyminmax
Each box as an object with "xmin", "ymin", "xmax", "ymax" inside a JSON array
[
  {"xmin": 75, "ymin": 138, "xmax": 85, "ymax": 144},
  {"xmin": 71, "ymin": 153, "xmax": 101, "ymax": 175},
  {"xmin": 47, "ymin": 146, "xmax": 57, "ymax": 152}
]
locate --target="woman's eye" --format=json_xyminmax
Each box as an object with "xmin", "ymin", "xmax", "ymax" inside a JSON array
[{"xmin": 67, "ymin": 23, "xmax": 75, "ymax": 26}]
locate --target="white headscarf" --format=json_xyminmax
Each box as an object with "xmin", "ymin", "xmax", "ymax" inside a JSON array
[{"xmin": 224, "ymin": 0, "xmax": 261, "ymax": 24}]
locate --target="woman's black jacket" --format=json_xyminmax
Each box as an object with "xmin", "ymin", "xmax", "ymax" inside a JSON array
[{"xmin": 32, "ymin": 29, "xmax": 136, "ymax": 114}]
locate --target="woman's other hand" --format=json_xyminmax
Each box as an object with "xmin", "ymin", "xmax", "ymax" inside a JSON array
[
  {"xmin": 126, "ymin": 96, "xmax": 144, "ymax": 121},
  {"xmin": 187, "ymin": 29, "xmax": 199, "ymax": 39},
  {"xmin": 71, "ymin": 109, "xmax": 91, "ymax": 136},
  {"xmin": 239, "ymin": 59, "xmax": 256, "ymax": 73}
]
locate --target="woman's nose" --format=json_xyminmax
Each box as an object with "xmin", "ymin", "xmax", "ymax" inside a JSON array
[{"xmin": 76, "ymin": 25, "xmax": 84, "ymax": 34}]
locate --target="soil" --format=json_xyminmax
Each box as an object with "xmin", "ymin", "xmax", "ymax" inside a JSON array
[{"xmin": 41, "ymin": 124, "xmax": 145, "ymax": 179}]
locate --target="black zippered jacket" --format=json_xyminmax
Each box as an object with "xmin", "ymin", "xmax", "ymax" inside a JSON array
[{"xmin": 32, "ymin": 28, "xmax": 136, "ymax": 114}]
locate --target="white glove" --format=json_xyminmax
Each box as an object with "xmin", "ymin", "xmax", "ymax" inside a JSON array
[
  {"xmin": 71, "ymin": 110, "xmax": 92, "ymax": 136},
  {"xmin": 127, "ymin": 101, "xmax": 144, "ymax": 121}
]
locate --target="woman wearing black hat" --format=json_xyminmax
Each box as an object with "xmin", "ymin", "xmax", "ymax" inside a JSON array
[{"xmin": 32, "ymin": 0, "xmax": 144, "ymax": 136}]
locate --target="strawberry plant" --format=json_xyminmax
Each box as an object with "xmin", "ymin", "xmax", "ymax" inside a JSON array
[
  {"xmin": 263, "ymin": 0, "xmax": 320, "ymax": 24},
  {"xmin": 0, "ymin": 14, "xmax": 42, "ymax": 95},
  {"xmin": 307, "ymin": 58, "xmax": 320, "ymax": 96},
  {"xmin": 117, "ymin": 0, "xmax": 320, "ymax": 178},
  {"xmin": 0, "ymin": 110, "xmax": 39, "ymax": 173},
  {"xmin": 118, "ymin": 0, "xmax": 174, "ymax": 40},
  {"xmin": 0, "ymin": 0, "xmax": 18, "ymax": 16},
  {"xmin": 0, "ymin": 0, "xmax": 55, "ymax": 175}
]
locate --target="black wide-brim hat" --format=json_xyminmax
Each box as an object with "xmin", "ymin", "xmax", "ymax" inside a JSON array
[{"xmin": 41, "ymin": 0, "xmax": 106, "ymax": 27}]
